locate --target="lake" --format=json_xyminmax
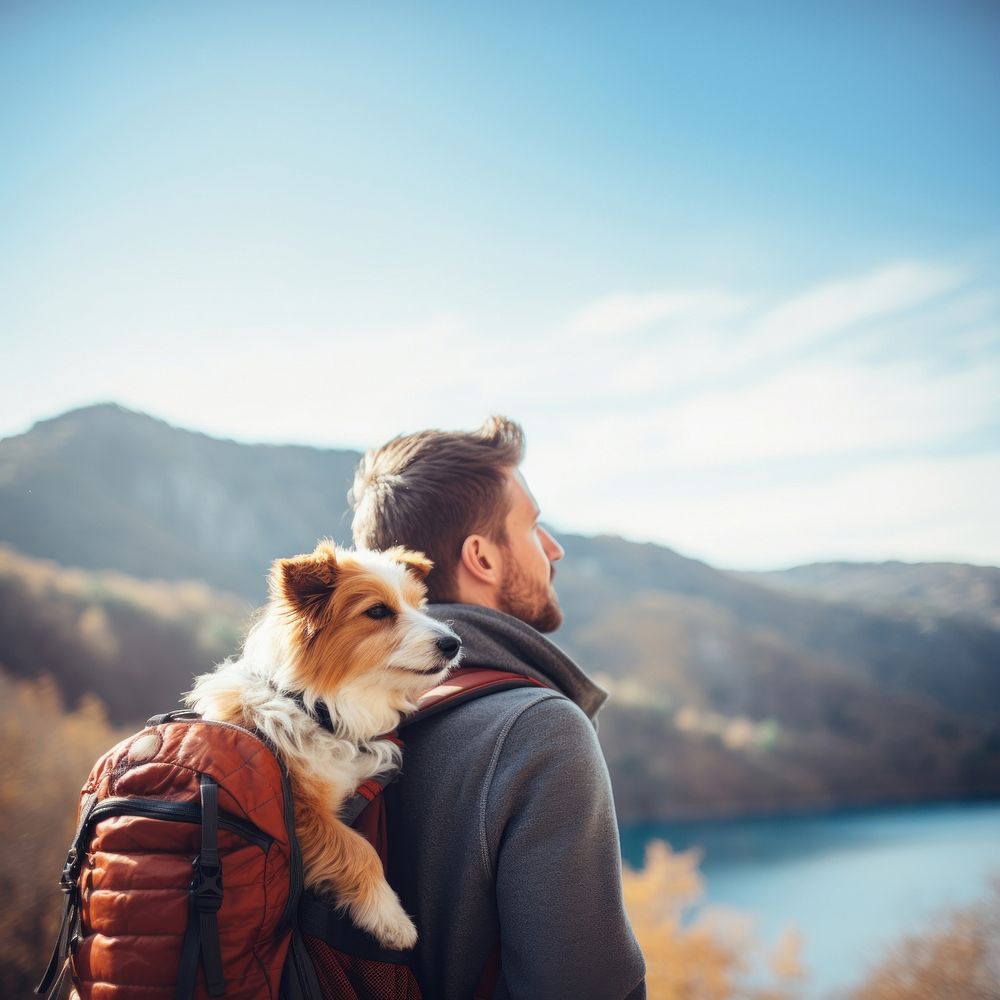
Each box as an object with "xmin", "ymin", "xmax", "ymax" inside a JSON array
[{"xmin": 620, "ymin": 799, "xmax": 1000, "ymax": 997}]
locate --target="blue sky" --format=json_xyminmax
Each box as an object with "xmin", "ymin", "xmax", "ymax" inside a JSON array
[{"xmin": 2, "ymin": 1, "xmax": 998, "ymax": 569}]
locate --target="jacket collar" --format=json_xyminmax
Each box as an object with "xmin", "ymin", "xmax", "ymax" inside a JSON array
[{"xmin": 427, "ymin": 603, "xmax": 608, "ymax": 722}]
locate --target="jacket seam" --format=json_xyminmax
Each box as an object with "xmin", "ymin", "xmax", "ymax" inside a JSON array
[{"xmin": 477, "ymin": 690, "xmax": 565, "ymax": 881}]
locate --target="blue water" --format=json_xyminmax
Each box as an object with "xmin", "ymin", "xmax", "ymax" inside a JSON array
[{"xmin": 620, "ymin": 800, "xmax": 1000, "ymax": 998}]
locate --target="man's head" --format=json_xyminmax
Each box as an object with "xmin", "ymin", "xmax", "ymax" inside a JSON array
[{"xmin": 350, "ymin": 416, "xmax": 564, "ymax": 632}]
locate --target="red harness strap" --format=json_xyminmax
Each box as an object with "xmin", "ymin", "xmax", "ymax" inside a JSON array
[
  {"xmin": 410, "ymin": 666, "xmax": 549, "ymax": 723},
  {"xmin": 344, "ymin": 668, "xmax": 552, "ymax": 998},
  {"xmin": 411, "ymin": 667, "xmax": 550, "ymax": 1000}
]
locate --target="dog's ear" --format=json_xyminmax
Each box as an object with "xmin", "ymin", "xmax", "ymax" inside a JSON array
[
  {"xmin": 272, "ymin": 546, "xmax": 339, "ymax": 630},
  {"xmin": 385, "ymin": 546, "xmax": 433, "ymax": 582}
]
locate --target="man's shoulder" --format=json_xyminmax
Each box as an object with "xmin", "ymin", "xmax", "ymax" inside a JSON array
[
  {"xmin": 392, "ymin": 685, "xmax": 592, "ymax": 817},
  {"xmin": 413, "ymin": 681, "xmax": 569, "ymax": 736},
  {"xmin": 408, "ymin": 683, "xmax": 598, "ymax": 766},
  {"xmin": 405, "ymin": 673, "xmax": 599, "ymax": 748}
]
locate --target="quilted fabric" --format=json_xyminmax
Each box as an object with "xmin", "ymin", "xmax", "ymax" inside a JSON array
[{"xmin": 68, "ymin": 720, "xmax": 295, "ymax": 999}]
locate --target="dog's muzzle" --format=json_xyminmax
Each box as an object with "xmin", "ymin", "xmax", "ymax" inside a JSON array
[
  {"xmin": 409, "ymin": 631, "xmax": 462, "ymax": 675},
  {"xmin": 435, "ymin": 633, "xmax": 461, "ymax": 659}
]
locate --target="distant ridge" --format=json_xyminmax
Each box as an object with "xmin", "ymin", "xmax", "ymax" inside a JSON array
[
  {"xmin": 0, "ymin": 402, "xmax": 362, "ymax": 597},
  {"xmin": 743, "ymin": 560, "xmax": 1000, "ymax": 629},
  {"xmin": 2, "ymin": 403, "xmax": 1000, "ymax": 821}
]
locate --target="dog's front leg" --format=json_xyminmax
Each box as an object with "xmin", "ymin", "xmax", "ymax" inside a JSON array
[{"xmin": 296, "ymin": 784, "xmax": 418, "ymax": 950}]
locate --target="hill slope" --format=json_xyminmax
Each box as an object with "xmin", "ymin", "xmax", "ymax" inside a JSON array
[
  {"xmin": 3, "ymin": 403, "xmax": 1000, "ymax": 821},
  {"xmin": 743, "ymin": 561, "xmax": 1000, "ymax": 630},
  {"xmin": 0, "ymin": 403, "xmax": 360, "ymax": 597},
  {"xmin": 0, "ymin": 544, "xmax": 249, "ymax": 720}
]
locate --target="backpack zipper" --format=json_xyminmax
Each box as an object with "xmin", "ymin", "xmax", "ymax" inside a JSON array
[
  {"xmin": 141, "ymin": 716, "xmax": 304, "ymax": 931},
  {"xmin": 89, "ymin": 796, "xmax": 273, "ymax": 852}
]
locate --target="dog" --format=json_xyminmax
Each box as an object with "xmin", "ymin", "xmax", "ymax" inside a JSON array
[{"xmin": 185, "ymin": 540, "xmax": 462, "ymax": 950}]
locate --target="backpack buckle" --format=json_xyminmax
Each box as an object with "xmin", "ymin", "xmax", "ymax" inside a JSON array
[
  {"xmin": 191, "ymin": 857, "xmax": 224, "ymax": 912},
  {"xmin": 59, "ymin": 849, "xmax": 81, "ymax": 894}
]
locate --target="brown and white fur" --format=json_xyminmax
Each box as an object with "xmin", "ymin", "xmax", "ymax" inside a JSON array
[{"xmin": 185, "ymin": 541, "xmax": 461, "ymax": 949}]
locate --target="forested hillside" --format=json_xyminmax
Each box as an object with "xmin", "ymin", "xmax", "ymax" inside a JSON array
[
  {"xmin": 2, "ymin": 403, "xmax": 1000, "ymax": 822},
  {"xmin": 745, "ymin": 560, "xmax": 1000, "ymax": 629}
]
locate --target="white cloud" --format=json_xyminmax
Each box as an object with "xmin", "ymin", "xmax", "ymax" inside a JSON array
[
  {"xmin": 652, "ymin": 361, "xmax": 998, "ymax": 465},
  {"xmin": 562, "ymin": 261, "xmax": 969, "ymax": 402},
  {"xmin": 743, "ymin": 260, "xmax": 963, "ymax": 362},
  {"xmin": 535, "ymin": 452, "xmax": 1000, "ymax": 570},
  {"xmin": 697, "ymin": 452, "xmax": 1000, "ymax": 569},
  {"xmin": 569, "ymin": 290, "xmax": 746, "ymax": 337},
  {"xmin": 4, "ymin": 256, "xmax": 999, "ymax": 570},
  {"xmin": 520, "ymin": 260, "xmax": 1000, "ymax": 567}
]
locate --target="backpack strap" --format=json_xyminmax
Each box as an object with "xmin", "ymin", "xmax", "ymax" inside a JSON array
[
  {"xmin": 474, "ymin": 943, "xmax": 501, "ymax": 1000},
  {"xmin": 175, "ymin": 774, "xmax": 227, "ymax": 999},
  {"xmin": 340, "ymin": 734, "xmax": 405, "ymax": 825},
  {"xmin": 405, "ymin": 666, "xmax": 550, "ymax": 726},
  {"xmin": 405, "ymin": 667, "xmax": 549, "ymax": 999},
  {"xmin": 36, "ymin": 792, "xmax": 99, "ymax": 997},
  {"xmin": 339, "ymin": 668, "xmax": 549, "ymax": 822}
]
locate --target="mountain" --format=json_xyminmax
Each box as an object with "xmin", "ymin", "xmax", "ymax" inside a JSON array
[
  {"xmin": 2, "ymin": 403, "xmax": 999, "ymax": 822},
  {"xmin": 743, "ymin": 561, "xmax": 1000, "ymax": 630},
  {"xmin": 557, "ymin": 536, "xmax": 1000, "ymax": 723},
  {"xmin": 0, "ymin": 403, "xmax": 360, "ymax": 597},
  {"xmin": 551, "ymin": 535, "xmax": 1000, "ymax": 818}
]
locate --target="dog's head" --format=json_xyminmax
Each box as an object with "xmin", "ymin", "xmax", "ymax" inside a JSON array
[{"xmin": 270, "ymin": 541, "xmax": 462, "ymax": 710}]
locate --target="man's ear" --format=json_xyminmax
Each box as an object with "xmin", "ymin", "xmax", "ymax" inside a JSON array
[
  {"xmin": 459, "ymin": 534, "xmax": 500, "ymax": 586},
  {"xmin": 272, "ymin": 545, "xmax": 339, "ymax": 631},
  {"xmin": 385, "ymin": 546, "xmax": 433, "ymax": 581}
]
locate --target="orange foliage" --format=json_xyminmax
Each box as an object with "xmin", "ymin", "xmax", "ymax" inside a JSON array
[
  {"xmin": 5, "ymin": 661, "xmax": 996, "ymax": 1000},
  {"xmin": 845, "ymin": 880, "xmax": 1000, "ymax": 999},
  {"xmin": 0, "ymin": 673, "xmax": 129, "ymax": 996},
  {"xmin": 622, "ymin": 840, "xmax": 805, "ymax": 1000}
]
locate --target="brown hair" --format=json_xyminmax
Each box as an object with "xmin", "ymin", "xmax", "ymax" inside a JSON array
[{"xmin": 349, "ymin": 416, "xmax": 525, "ymax": 602}]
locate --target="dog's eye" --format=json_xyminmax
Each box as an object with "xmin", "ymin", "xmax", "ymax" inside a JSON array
[{"xmin": 364, "ymin": 603, "xmax": 394, "ymax": 620}]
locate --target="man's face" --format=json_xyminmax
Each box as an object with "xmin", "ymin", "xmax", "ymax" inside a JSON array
[{"xmin": 496, "ymin": 468, "xmax": 565, "ymax": 633}]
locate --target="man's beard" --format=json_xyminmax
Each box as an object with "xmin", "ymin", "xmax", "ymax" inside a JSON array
[{"xmin": 497, "ymin": 552, "xmax": 563, "ymax": 634}]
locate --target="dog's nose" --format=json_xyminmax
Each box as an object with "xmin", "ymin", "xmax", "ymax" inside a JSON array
[{"xmin": 436, "ymin": 633, "xmax": 462, "ymax": 658}]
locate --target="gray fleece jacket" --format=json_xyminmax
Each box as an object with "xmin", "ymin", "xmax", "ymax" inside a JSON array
[{"xmin": 385, "ymin": 604, "xmax": 646, "ymax": 1000}]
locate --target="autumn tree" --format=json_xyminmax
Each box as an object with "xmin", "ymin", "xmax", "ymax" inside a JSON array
[
  {"xmin": 0, "ymin": 674, "xmax": 128, "ymax": 996},
  {"xmin": 622, "ymin": 840, "xmax": 805, "ymax": 1000},
  {"xmin": 845, "ymin": 881, "xmax": 1000, "ymax": 1000}
]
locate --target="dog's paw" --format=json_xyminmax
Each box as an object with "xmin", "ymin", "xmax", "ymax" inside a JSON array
[
  {"xmin": 372, "ymin": 910, "xmax": 418, "ymax": 951},
  {"xmin": 351, "ymin": 882, "xmax": 418, "ymax": 950}
]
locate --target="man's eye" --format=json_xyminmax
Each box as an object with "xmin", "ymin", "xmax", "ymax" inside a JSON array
[{"xmin": 365, "ymin": 603, "xmax": 394, "ymax": 620}]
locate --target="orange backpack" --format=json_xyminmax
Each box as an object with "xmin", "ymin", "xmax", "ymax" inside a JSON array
[{"xmin": 38, "ymin": 668, "xmax": 544, "ymax": 1000}]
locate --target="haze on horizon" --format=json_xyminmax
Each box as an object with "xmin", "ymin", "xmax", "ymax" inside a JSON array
[{"xmin": 2, "ymin": 1, "xmax": 998, "ymax": 571}]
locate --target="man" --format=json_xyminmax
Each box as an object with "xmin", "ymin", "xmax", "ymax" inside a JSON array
[{"xmin": 350, "ymin": 416, "xmax": 646, "ymax": 1000}]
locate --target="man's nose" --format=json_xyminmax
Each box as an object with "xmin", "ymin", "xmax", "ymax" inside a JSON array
[{"xmin": 541, "ymin": 527, "xmax": 564, "ymax": 563}]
